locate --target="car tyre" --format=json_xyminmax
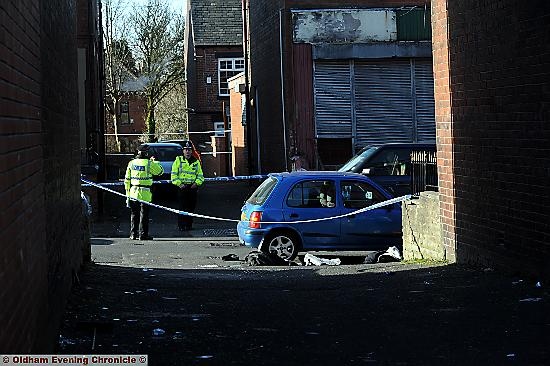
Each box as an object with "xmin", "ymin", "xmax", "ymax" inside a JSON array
[{"xmin": 261, "ymin": 231, "xmax": 300, "ymax": 261}]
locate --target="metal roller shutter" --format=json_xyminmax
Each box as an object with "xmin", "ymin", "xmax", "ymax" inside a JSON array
[
  {"xmin": 312, "ymin": 59, "xmax": 435, "ymax": 150},
  {"xmin": 313, "ymin": 61, "xmax": 352, "ymax": 138},
  {"xmin": 354, "ymin": 59, "xmax": 413, "ymax": 147},
  {"xmin": 414, "ymin": 59, "xmax": 436, "ymax": 142}
]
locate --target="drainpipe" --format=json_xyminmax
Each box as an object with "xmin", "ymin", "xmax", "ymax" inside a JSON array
[
  {"xmin": 242, "ymin": 0, "xmax": 253, "ymax": 174},
  {"xmin": 255, "ymin": 87, "xmax": 262, "ymax": 173},
  {"xmin": 279, "ymin": 8, "xmax": 289, "ymax": 171}
]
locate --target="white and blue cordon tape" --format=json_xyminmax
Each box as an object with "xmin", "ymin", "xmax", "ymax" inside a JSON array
[{"xmin": 81, "ymin": 176, "xmax": 411, "ymax": 224}]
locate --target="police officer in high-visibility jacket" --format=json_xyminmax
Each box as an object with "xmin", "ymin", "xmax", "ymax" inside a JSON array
[
  {"xmin": 171, "ymin": 140, "xmax": 204, "ymax": 231},
  {"xmin": 125, "ymin": 144, "xmax": 164, "ymax": 240}
]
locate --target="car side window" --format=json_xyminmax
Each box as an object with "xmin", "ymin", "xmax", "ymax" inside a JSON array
[
  {"xmin": 368, "ymin": 148, "xmax": 412, "ymax": 176},
  {"xmin": 287, "ymin": 180, "xmax": 336, "ymax": 208},
  {"xmin": 341, "ymin": 180, "xmax": 384, "ymax": 209}
]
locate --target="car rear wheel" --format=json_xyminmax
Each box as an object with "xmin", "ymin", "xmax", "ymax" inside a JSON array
[{"xmin": 261, "ymin": 231, "xmax": 300, "ymax": 261}]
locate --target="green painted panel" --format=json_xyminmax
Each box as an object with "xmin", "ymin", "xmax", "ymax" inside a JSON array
[{"xmin": 397, "ymin": 9, "xmax": 432, "ymax": 41}]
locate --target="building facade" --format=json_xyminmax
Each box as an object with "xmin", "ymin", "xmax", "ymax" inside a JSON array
[
  {"xmin": 184, "ymin": 0, "xmax": 243, "ymax": 174},
  {"xmin": 77, "ymin": 0, "xmax": 105, "ymax": 180},
  {"xmin": 0, "ymin": 0, "xmax": 96, "ymax": 352},
  {"xmin": 244, "ymin": 0, "xmax": 434, "ymax": 173}
]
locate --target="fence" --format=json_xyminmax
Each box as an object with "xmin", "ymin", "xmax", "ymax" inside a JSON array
[{"xmin": 411, "ymin": 150, "xmax": 438, "ymax": 196}]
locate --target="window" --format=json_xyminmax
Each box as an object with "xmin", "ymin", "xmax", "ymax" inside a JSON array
[
  {"xmin": 213, "ymin": 121, "xmax": 225, "ymax": 137},
  {"xmin": 341, "ymin": 180, "xmax": 384, "ymax": 209},
  {"xmin": 218, "ymin": 58, "xmax": 244, "ymax": 96},
  {"xmin": 287, "ymin": 180, "xmax": 336, "ymax": 208},
  {"xmin": 247, "ymin": 177, "xmax": 277, "ymax": 205},
  {"xmin": 369, "ymin": 148, "xmax": 413, "ymax": 176},
  {"xmin": 120, "ymin": 101, "xmax": 130, "ymax": 124}
]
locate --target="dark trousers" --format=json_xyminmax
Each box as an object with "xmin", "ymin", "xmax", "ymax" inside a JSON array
[
  {"xmin": 130, "ymin": 200, "xmax": 150, "ymax": 238},
  {"xmin": 178, "ymin": 186, "xmax": 198, "ymax": 230}
]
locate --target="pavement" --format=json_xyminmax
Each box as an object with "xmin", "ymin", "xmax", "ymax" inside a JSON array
[{"xmin": 57, "ymin": 180, "xmax": 550, "ymax": 365}]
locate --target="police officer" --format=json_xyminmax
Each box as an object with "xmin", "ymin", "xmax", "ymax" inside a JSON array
[
  {"xmin": 171, "ymin": 140, "xmax": 204, "ymax": 231},
  {"xmin": 124, "ymin": 144, "xmax": 164, "ymax": 240}
]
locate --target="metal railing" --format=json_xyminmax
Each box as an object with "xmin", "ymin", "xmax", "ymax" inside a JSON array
[{"xmin": 411, "ymin": 150, "xmax": 438, "ymax": 196}]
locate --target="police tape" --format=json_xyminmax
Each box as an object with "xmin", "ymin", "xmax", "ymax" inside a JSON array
[
  {"xmin": 80, "ymin": 177, "xmax": 411, "ymax": 224},
  {"xmin": 81, "ymin": 175, "xmax": 268, "ymax": 187},
  {"xmin": 81, "ymin": 177, "xmax": 238, "ymax": 222}
]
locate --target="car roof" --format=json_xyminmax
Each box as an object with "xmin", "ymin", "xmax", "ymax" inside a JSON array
[
  {"xmin": 140, "ymin": 142, "xmax": 182, "ymax": 148},
  {"xmin": 269, "ymin": 171, "xmax": 369, "ymax": 179},
  {"xmin": 365, "ymin": 142, "xmax": 436, "ymax": 148}
]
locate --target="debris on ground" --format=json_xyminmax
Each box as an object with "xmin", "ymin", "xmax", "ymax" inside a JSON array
[
  {"xmin": 363, "ymin": 246, "xmax": 402, "ymax": 264},
  {"xmin": 244, "ymin": 250, "xmax": 288, "ymax": 266},
  {"xmin": 152, "ymin": 328, "xmax": 165, "ymax": 336},
  {"xmin": 304, "ymin": 253, "xmax": 341, "ymax": 266},
  {"xmin": 222, "ymin": 253, "xmax": 240, "ymax": 261}
]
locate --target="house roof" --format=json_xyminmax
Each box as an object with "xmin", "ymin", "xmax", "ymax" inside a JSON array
[{"xmin": 190, "ymin": 0, "xmax": 243, "ymax": 46}]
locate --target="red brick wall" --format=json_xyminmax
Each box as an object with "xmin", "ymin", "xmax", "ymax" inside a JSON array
[
  {"xmin": 432, "ymin": 0, "xmax": 550, "ymax": 275},
  {"xmin": 105, "ymin": 94, "xmax": 147, "ymax": 153},
  {"xmin": 430, "ymin": 0, "xmax": 456, "ymax": 262},
  {"xmin": 0, "ymin": 0, "xmax": 84, "ymax": 352},
  {"xmin": 187, "ymin": 45, "xmax": 242, "ymax": 148}
]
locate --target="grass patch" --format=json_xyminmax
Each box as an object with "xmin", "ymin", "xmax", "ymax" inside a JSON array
[{"xmin": 402, "ymin": 258, "xmax": 449, "ymax": 266}]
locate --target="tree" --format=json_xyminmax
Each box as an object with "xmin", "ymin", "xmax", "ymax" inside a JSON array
[
  {"xmin": 103, "ymin": 0, "xmax": 135, "ymax": 152},
  {"xmin": 129, "ymin": 0, "xmax": 185, "ymax": 143},
  {"xmin": 155, "ymin": 84, "xmax": 188, "ymax": 141}
]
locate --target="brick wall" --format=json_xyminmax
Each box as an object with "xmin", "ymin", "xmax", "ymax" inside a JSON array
[
  {"xmin": 430, "ymin": 0, "xmax": 456, "ymax": 263},
  {"xmin": 228, "ymin": 75, "xmax": 248, "ymax": 175},
  {"xmin": 248, "ymin": 0, "xmax": 287, "ymax": 173},
  {"xmin": 187, "ymin": 45, "xmax": 241, "ymax": 148},
  {"xmin": 105, "ymin": 94, "xmax": 147, "ymax": 153},
  {"xmin": 433, "ymin": 0, "xmax": 550, "ymax": 275},
  {"xmin": 0, "ymin": 0, "xmax": 84, "ymax": 352}
]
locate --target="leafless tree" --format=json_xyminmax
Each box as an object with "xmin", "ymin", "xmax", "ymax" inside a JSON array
[
  {"xmin": 103, "ymin": 0, "xmax": 135, "ymax": 152},
  {"xmin": 155, "ymin": 84, "xmax": 188, "ymax": 141},
  {"xmin": 129, "ymin": 0, "xmax": 185, "ymax": 143}
]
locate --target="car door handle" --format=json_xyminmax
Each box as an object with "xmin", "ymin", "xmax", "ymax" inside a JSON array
[{"xmin": 289, "ymin": 213, "xmax": 299, "ymax": 218}]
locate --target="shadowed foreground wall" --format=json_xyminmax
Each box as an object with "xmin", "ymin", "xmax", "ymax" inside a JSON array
[
  {"xmin": 432, "ymin": 0, "xmax": 550, "ymax": 276},
  {"xmin": 0, "ymin": 0, "xmax": 84, "ymax": 351}
]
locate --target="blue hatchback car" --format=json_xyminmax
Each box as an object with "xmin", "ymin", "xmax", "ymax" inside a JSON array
[{"xmin": 237, "ymin": 171, "xmax": 403, "ymax": 260}]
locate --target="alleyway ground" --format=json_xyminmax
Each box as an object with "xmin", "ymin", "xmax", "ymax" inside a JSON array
[{"xmin": 59, "ymin": 181, "xmax": 550, "ymax": 365}]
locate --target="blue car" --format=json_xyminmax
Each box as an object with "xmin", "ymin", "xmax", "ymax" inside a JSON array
[{"xmin": 237, "ymin": 171, "xmax": 403, "ymax": 260}]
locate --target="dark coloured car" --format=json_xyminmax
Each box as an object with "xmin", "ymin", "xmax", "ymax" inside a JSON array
[
  {"xmin": 338, "ymin": 142, "xmax": 436, "ymax": 196},
  {"xmin": 237, "ymin": 171, "xmax": 403, "ymax": 260},
  {"xmin": 159, "ymin": 139, "xmax": 202, "ymax": 162},
  {"xmin": 138, "ymin": 142, "xmax": 183, "ymax": 181}
]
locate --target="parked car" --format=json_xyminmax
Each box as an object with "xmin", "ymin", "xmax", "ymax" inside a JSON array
[
  {"xmin": 159, "ymin": 139, "xmax": 201, "ymax": 162},
  {"xmin": 137, "ymin": 142, "xmax": 183, "ymax": 182},
  {"xmin": 338, "ymin": 142, "xmax": 436, "ymax": 196},
  {"xmin": 237, "ymin": 171, "xmax": 402, "ymax": 260}
]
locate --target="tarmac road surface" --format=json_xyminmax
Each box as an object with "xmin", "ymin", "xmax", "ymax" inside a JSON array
[
  {"xmin": 60, "ymin": 180, "xmax": 549, "ymax": 365},
  {"xmin": 60, "ymin": 259, "xmax": 548, "ymax": 365}
]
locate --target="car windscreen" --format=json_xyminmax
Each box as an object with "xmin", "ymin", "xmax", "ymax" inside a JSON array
[
  {"xmin": 246, "ymin": 176, "xmax": 277, "ymax": 205},
  {"xmin": 150, "ymin": 146, "xmax": 182, "ymax": 161},
  {"xmin": 338, "ymin": 147, "xmax": 378, "ymax": 173}
]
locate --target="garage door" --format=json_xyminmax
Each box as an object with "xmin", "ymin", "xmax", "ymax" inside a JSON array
[
  {"xmin": 313, "ymin": 59, "xmax": 435, "ymax": 149},
  {"xmin": 313, "ymin": 61, "xmax": 352, "ymax": 138}
]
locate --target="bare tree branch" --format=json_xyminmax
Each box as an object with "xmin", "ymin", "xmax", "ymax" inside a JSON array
[{"xmin": 129, "ymin": 0, "xmax": 186, "ymax": 142}]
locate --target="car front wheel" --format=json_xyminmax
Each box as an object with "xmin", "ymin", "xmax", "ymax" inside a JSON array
[{"xmin": 261, "ymin": 231, "xmax": 300, "ymax": 261}]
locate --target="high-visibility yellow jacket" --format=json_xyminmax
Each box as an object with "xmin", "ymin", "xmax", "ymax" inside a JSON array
[
  {"xmin": 171, "ymin": 156, "xmax": 204, "ymax": 187},
  {"xmin": 124, "ymin": 158, "xmax": 164, "ymax": 202}
]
